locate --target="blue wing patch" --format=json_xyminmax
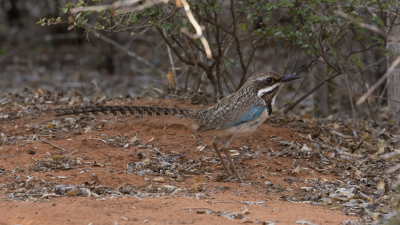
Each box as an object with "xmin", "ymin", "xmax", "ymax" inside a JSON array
[{"xmin": 221, "ymin": 106, "xmax": 265, "ymax": 129}]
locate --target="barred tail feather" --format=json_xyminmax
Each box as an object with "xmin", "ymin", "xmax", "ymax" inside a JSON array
[{"xmin": 50, "ymin": 105, "xmax": 201, "ymax": 119}]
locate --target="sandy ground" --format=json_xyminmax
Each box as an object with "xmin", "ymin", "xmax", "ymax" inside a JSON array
[{"xmin": 0, "ymin": 99, "xmax": 356, "ymax": 225}]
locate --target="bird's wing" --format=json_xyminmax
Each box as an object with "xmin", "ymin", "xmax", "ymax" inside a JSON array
[
  {"xmin": 196, "ymin": 94, "xmax": 265, "ymax": 133},
  {"xmin": 220, "ymin": 105, "xmax": 265, "ymax": 129}
]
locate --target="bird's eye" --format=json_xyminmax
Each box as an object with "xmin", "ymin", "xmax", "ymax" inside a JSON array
[{"xmin": 266, "ymin": 77, "xmax": 273, "ymax": 84}]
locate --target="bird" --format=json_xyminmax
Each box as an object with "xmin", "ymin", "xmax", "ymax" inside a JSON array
[{"xmin": 47, "ymin": 71, "xmax": 300, "ymax": 183}]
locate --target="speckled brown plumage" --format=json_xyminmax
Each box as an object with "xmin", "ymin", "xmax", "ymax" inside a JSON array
[
  {"xmin": 43, "ymin": 71, "xmax": 300, "ymax": 183},
  {"xmin": 49, "ymin": 71, "xmax": 287, "ymax": 135}
]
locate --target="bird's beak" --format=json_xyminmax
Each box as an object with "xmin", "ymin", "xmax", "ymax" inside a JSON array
[{"xmin": 280, "ymin": 75, "xmax": 301, "ymax": 82}]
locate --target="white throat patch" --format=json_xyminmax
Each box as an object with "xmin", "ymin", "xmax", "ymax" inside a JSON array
[
  {"xmin": 271, "ymin": 95, "xmax": 277, "ymax": 108},
  {"xmin": 257, "ymin": 83, "xmax": 280, "ymax": 98}
]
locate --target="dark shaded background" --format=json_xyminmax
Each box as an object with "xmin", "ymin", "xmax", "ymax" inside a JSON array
[{"xmin": 0, "ymin": 0, "xmax": 389, "ymax": 119}]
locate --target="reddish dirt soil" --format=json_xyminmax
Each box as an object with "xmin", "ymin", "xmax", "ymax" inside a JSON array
[{"xmin": 0, "ymin": 99, "xmax": 355, "ymax": 224}]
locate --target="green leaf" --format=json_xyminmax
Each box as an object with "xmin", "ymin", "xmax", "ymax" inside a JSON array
[
  {"xmin": 274, "ymin": 31, "xmax": 282, "ymax": 36},
  {"xmin": 263, "ymin": 16, "xmax": 271, "ymax": 22},
  {"xmin": 372, "ymin": 16, "xmax": 384, "ymax": 28},
  {"xmin": 0, "ymin": 47, "xmax": 7, "ymax": 55},
  {"xmin": 283, "ymin": 25, "xmax": 292, "ymax": 34},
  {"xmin": 130, "ymin": 13, "xmax": 138, "ymax": 23}
]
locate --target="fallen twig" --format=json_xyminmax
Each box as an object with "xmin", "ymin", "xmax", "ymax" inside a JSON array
[
  {"xmin": 89, "ymin": 136, "xmax": 109, "ymax": 144},
  {"xmin": 296, "ymin": 220, "xmax": 318, "ymax": 225},
  {"xmin": 153, "ymin": 148, "xmax": 167, "ymax": 158},
  {"xmin": 181, "ymin": 207, "xmax": 214, "ymax": 211},
  {"xmin": 40, "ymin": 138, "xmax": 67, "ymax": 152},
  {"xmin": 265, "ymin": 140, "xmax": 297, "ymax": 163}
]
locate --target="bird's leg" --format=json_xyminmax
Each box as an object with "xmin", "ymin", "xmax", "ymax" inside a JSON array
[
  {"xmin": 222, "ymin": 136, "xmax": 243, "ymax": 183},
  {"xmin": 212, "ymin": 136, "xmax": 232, "ymax": 176}
]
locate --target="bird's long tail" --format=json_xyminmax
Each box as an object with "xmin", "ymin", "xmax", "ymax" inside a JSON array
[{"xmin": 47, "ymin": 105, "xmax": 202, "ymax": 119}]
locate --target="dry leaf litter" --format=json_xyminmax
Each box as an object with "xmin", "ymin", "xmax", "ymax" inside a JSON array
[{"xmin": 1, "ymin": 90, "xmax": 400, "ymax": 224}]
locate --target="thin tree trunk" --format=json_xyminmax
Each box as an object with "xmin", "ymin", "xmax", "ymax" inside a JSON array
[
  {"xmin": 215, "ymin": 57, "xmax": 223, "ymax": 100},
  {"xmin": 387, "ymin": 8, "xmax": 400, "ymax": 123},
  {"xmin": 311, "ymin": 19, "xmax": 329, "ymax": 118},
  {"xmin": 312, "ymin": 62, "xmax": 329, "ymax": 117}
]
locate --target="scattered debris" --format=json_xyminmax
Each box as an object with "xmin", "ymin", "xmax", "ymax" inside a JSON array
[{"xmin": 0, "ymin": 94, "xmax": 399, "ymax": 223}]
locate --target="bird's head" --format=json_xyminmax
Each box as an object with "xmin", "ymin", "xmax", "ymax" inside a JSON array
[{"xmin": 246, "ymin": 71, "xmax": 301, "ymax": 105}]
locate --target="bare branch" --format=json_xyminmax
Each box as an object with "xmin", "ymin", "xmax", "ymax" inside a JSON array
[
  {"xmin": 163, "ymin": 28, "xmax": 177, "ymax": 85},
  {"xmin": 312, "ymin": 71, "xmax": 400, "ymax": 105},
  {"xmin": 284, "ymin": 71, "xmax": 342, "ymax": 114},
  {"xmin": 91, "ymin": 30, "xmax": 165, "ymax": 76},
  {"xmin": 157, "ymin": 27, "xmax": 193, "ymax": 65},
  {"xmin": 103, "ymin": 7, "xmax": 181, "ymax": 33},
  {"xmin": 70, "ymin": 0, "xmax": 167, "ymax": 14},
  {"xmin": 230, "ymin": 0, "xmax": 247, "ymax": 89},
  {"xmin": 335, "ymin": 10, "xmax": 388, "ymax": 37},
  {"xmin": 183, "ymin": 35, "xmax": 202, "ymax": 95},
  {"xmin": 356, "ymin": 55, "xmax": 400, "ymax": 105},
  {"xmin": 180, "ymin": 0, "xmax": 212, "ymax": 59}
]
